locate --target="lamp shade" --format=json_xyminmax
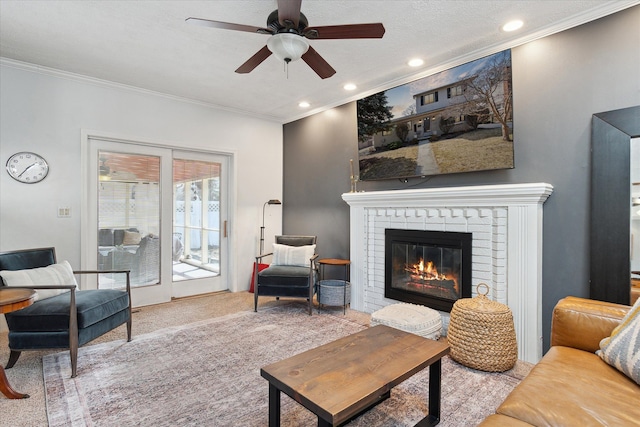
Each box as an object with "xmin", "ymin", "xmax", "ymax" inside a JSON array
[{"xmin": 267, "ymin": 33, "xmax": 310, "ymax": 62}]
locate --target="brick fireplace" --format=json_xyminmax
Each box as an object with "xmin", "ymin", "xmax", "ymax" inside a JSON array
[{"xmin": 342, "ymin": 183, "xmax": 553, "ymax": 363}]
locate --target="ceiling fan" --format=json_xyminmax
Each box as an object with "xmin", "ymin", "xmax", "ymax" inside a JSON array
[{"xmin": 186, "ymin": 0, "xmax": 385, "ymax": 79}]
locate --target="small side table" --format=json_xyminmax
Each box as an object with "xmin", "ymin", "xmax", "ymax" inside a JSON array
[
  {"xmin": 0, "ymin": 288, "xmax": 36, "ymax": 399},
  {"xmin": 318, "ymin": 258, "xmax": 350, "ymax": 282},
  {"xmin": 318, "ymin": 259, "xmax": 351, "ymax": 314}
]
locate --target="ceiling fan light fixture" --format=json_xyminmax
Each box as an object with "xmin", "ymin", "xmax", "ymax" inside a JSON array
[{"xmin": 267, "ymin": 33, "xmax": 310, "ymax": 62}]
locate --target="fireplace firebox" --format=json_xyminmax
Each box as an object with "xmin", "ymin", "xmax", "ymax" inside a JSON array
[{"xmin": 385, "ymin": 229, "xmax": 472, "ymax": 312}]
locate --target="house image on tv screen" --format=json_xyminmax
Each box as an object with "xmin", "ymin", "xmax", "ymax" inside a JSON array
[{"xmin": 357, "ymin": 49, "xmax": 514, "ymax": 180}]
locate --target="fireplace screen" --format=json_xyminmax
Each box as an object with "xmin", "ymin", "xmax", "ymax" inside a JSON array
[{"xmin": 385, "ymin": 229, "xmax": 471, "ymax": 312}]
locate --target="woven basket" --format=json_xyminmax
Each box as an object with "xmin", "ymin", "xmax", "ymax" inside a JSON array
[{"xmin": 447, "ymin": 283, "xmax": 517, "ymax": 372}]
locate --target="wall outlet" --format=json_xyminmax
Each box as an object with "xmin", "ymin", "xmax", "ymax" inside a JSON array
[{"xmin": 57, "ymin": 207, "xmax": 71, "ymax": 218}]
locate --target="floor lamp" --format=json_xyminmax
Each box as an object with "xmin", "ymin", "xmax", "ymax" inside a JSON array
[{"xmin": 260, "ymin": 199, "xmax": 282, "ymax": 255}]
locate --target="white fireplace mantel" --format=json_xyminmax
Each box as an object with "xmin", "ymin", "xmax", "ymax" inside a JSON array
[{"xmin": 342, "ymin": 182, "xmax": 553, "ymax": 363}]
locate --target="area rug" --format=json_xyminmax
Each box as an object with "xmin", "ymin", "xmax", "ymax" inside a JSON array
[{"xmin": 43, "ymin": 304, "xmax": 529, "ymax": 426}]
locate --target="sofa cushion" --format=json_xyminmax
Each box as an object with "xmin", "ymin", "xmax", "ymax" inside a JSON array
[
  {"xmin": 98, "ymin": 228, "xmax": 115, "ymax": 246},
  {"xmin": 8, "ymin": 308, "xmax": 130, "ymax": 350},
  {"xmin": 258, "ymin": 265, "xmax": 311, "ymax": 287},
  {"xmin": 477, "ymin": 414, "xmax": 533, "ymax": 426},
  {"xmin": 0, "ymin": 260, "xmax": 76, "ymax": 300},
  {"xmin": 5, "ymin": 289, "xmax": 129, "ymax": 331},
  {"xmin": 597, "ymin": 297, "xmax": 640, "ymax": 385},
  {"xmin": 551, "ymin": 296, "xmax": 630, "ymax": 352},
  {"xmin": 495, "ymin": 346, "xmax": 640, "ymax": 426},
  {"xmin": 272, "ymin": 243, "xmax": 315, "ymax": 267},
  {"xmin": 275, "ymin": 235, "xmax": 315, "ymax": 246},
  {"xmin": 0, "ymin": 248, "xmax": 56, "ymax": 273}
]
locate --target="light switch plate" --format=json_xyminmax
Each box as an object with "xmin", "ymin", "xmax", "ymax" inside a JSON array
[{"xmin": 57, "ymin": 207, "xmax": 71, "ymax": 218}]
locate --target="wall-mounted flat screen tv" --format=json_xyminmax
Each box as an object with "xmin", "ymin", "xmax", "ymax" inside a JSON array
[{"xmin": 357, "ymin": 49, "xmax": 514, "ymax": 181}]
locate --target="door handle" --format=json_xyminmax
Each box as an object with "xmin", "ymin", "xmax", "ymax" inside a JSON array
[{"xmin": 223, "ymin": 220, "xmax": 228, "ymax": 238}]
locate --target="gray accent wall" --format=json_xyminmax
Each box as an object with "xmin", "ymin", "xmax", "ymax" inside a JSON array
[
  {"xmin": 283, "ymin": 6, "xmax": 640, "ymax": 352},
  {"xmin": 282, "ymin": 105, "xmax": 357, "ymax": 260}
]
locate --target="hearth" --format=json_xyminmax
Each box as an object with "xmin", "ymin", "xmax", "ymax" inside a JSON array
[{"xmin": 385, "ymin": 229, "xmax": 472, "ymax": 312}]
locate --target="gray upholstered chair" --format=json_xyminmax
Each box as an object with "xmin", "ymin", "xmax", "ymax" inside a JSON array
[
  {"xmin": 0, "ymin": 247, "xmax": 131, "ymax": 378},
  {"xmin": 112, "ymin": 234, "xmax": 160, "ymax": 285},
  {"xmin": 254, "ymin": 235, "xmax": 318, "ymax": 315}
]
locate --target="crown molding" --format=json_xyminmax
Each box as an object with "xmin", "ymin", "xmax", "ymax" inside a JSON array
[
  {"xmin": 286, "ymin": 0, "xmax": 640, "ymax": 124},
  {"xmin": 2, "ymin": 1, "xmax": 637, "ymax": 126},
  {"xmin": 0, "ymin": 57, "xmax": 285, "ymax": 124}
]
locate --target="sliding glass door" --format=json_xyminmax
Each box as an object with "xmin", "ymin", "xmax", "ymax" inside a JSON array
[
  {"xmin": 84, "ymin": 138, "xmax": 229, "ymax": 306},
  {"xmin": 172, "ymin": 151, "xmax": 228, "ymax": 297},
  {"xmin": 97, "ymin": 151, "xmax": 162, "ymax": 291}
]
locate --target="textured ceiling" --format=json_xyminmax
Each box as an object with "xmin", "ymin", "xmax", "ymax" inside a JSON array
[{"xmin": 1, "ymin": 1, "xmax": 637, "ymax": 124}]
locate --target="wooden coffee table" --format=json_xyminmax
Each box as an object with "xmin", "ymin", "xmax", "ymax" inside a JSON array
[{"xmin": 261, "ymin": 325, "xmax": 450, "ymax": 426}]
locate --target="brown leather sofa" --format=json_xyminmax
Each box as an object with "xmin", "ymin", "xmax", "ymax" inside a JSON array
[{"xmin": 479, "ymin": 296, "xmax": 640, "ymax": 426}]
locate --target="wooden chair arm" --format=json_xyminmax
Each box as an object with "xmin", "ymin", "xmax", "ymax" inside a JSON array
[
  {"xmin": 309, "ymin": 255, "xmax": 319, "ymax": 285},
  {"xmin": 72, "ymin": 270, "xmax": 132, "ymax": 295},
  {"xmin": 73, "ymin": 269, "xmax": 130, "ymax": 275},
  {"xmin": 13, "ymin": 284, "xmax": 76, "ymax": 290},
  {"xmin": 70, "ymin": 270, "xmax": 131, "ymax": 361},
  {"xmin": 310, "ymin": 254, "xmax": 320, "ymax": 273},
  {"xmin": 256, "ymin": 253, "xmax": 273, "ymax": 263},
  {"xmin": 67, "ymin": 288, "xmax": 78, "ymax": 366}
]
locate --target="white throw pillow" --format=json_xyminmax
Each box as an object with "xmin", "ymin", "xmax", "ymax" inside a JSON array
[
  {"xmin": 597, "ymin": 297, "xmax": 640, "ymax": 385},
  {"xmin": 0, "ymin": 260, "xmax": 77, "ymax": 301},
  {"xmin": 272, "ymin": 243, "xmax": 316, "ymax": 267}
]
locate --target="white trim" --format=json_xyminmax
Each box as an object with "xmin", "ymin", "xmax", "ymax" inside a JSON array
[
  {"xmin": 285, "ymin": 1, "xmax": 639, "ymax": 123},
  {"xmin": 3, "ymin": 1, "xmax": 637, "ymax": 125},
  {"xmin": 80, "ymin": 129, "xmax": 238, "ymax": 305},
  {"xmin": 342, "ymin": 183, "xmax": 554, "ymax": 207},
  {"xmin": 1, "ymin": 58, "xmax": 282, "ymax": 123}
]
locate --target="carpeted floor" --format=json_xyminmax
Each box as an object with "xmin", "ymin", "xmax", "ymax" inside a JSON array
[{"xmin": 1, "ymin": 292, "xmax": 531, "ymax": 426}]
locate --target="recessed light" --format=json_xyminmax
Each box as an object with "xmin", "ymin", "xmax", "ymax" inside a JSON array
[
  {"xmin": 298, "ymin": 101, "xmax": 310, "ymax": 108},
  {"xmin": 408, "ymin": 58, "xmax": 424, "ymax": 67},
  {"xmin": 502, "ymin": 20, "xmax": 523, "ymax": 32},
  {"xmin": 343, "ymin": 83, "xmax": 357, "ymax": 91}
]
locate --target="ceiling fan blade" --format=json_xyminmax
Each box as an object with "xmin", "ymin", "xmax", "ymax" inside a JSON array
[
  {"xmin": 235, "ymin": 45, "xmax": 273, "ymax": 74},
  {"xmin": 277, "ymin": 0, "xmax": 302, "ymax": 28},
  {"xmin": 301, "ymin": 46, "xmax": 336, "ymax": 79},
  {"xmin": 186, "ymin": 17, "xmax": 272, "ymax": 35},
  {"xmin": 305, "ymin": 23, "xmax": 385, "ymax": 39}
]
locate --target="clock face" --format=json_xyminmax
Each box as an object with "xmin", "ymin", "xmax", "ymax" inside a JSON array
[{"xmin": 6, "ymin": 152, "xmax": 49, "ymax": 184}]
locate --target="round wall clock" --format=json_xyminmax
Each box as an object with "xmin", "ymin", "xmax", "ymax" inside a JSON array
[{"xmin": 5, "ymin": 152, "xmax": 49, "ymax": 184}]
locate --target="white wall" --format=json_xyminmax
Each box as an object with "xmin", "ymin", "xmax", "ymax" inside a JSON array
[{"xmin": 0, "ymin": 62, "xmax": 283, "ymax": 294}]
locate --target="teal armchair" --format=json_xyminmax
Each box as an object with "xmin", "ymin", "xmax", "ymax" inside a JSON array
[{"xmin": 0, "ymin": 247, "xmax": 131, "ymax": 378}]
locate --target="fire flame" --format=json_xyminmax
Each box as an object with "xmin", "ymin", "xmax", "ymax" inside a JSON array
[
  {"xmin": 410, "ymin": 258, "xmax": 448, "ymax": 281},
  {"xmin": 401, "ymin": 257, "xmax": 459, "ymax": 296}
]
